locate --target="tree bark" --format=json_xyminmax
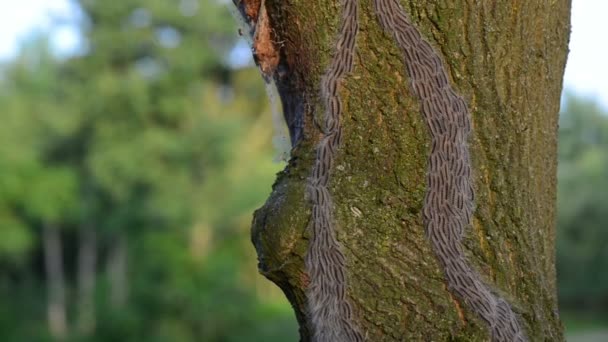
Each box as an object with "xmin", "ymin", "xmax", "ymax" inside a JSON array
[
  {"xmin": 42, "ymin": 223, "xmax": 68, "ymax": 339},
  {"xmin": 107, "ymin": 234, "xmax": 128, "ymax": 308},
  {"xmin": 243, "ymin": 0, "xmax": 570, "ymax": 340}
]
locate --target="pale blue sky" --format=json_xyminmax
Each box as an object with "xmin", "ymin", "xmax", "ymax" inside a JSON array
[
  {"xmin": 0, "ymin": 0, "xmax": 80, "ymax": 58},
  {"xmin": 0, "ymin": 0, "xmax": 606, "ymax": 109}
]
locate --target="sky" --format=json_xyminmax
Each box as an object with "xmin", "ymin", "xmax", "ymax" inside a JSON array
[
  {"xmin": 0, "ymin": 0, "xmax": 81, "ymax": 59},
  {"xmin": 0, "ymin": 0, "xmax": 606, "ymax": 110}
]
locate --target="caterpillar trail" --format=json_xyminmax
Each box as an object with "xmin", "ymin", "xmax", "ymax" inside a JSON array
[
  {"xmin": 372, "ymin": 0, "xmax": 526, "ymax": 340},
  {"xmin": 305, "ymin": 0, "xmax": 364, "ymax": 341}
]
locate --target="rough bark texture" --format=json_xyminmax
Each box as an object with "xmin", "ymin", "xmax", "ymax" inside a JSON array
[{"xmin": 246, "ymin": 0, "xmax": 571, "ymax": 340}]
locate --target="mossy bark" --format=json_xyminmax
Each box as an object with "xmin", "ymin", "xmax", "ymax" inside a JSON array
[{"xmin": 250, "ymin": 0, "xmax": 571, "ymax": 340}]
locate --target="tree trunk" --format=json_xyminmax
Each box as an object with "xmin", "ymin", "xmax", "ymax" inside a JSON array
[
  {"xmin": 76, "ymin": 224, "xmax": 97, "ymax": 335},
  {"xmin": 240, "ymin": 0, "xmax": 570, "ymax": 340},
  {"xmin": 107, "ymin": 234, "xmax": 128, "ymax": 308},
  {"xmin": 42, "ymin": 223, "xmax": 68, "ymax": 339}
]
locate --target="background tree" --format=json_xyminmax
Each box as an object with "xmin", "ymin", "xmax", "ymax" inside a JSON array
[
  {"xmin": 242, "ymin": 0, "xmax": 571, "ymax": 340},
  {"xmin": 0, "ymin": 0, "xmax": 297, "ymax": 341},
  {"xmin": 557, "ymin": 94, "xmax": 608, "ymax": 317}
]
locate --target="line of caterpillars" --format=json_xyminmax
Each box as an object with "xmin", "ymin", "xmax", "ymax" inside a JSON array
[
  {"xmin": 305, "ymin": 0, "xmax": 364, "ymax": 341},
  {"xmin": 372, "ymin": 0, "xmax": 527, "ymax": 340},
  {"xmin": 235, "ymin": 0, "xmax": 527, "ymax": 340},
  {"xmin": 309, "ymin": 0, "xmax": 527, "ymax": 340}
]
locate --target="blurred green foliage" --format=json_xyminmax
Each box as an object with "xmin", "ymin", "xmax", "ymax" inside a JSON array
[
  {"xmin": 0, "ymin": 0, "xmax": 297, "ymax": 341},
  {"xmin": 557, "ymin": 94, "xmax": 608, "ymax": 314}
]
